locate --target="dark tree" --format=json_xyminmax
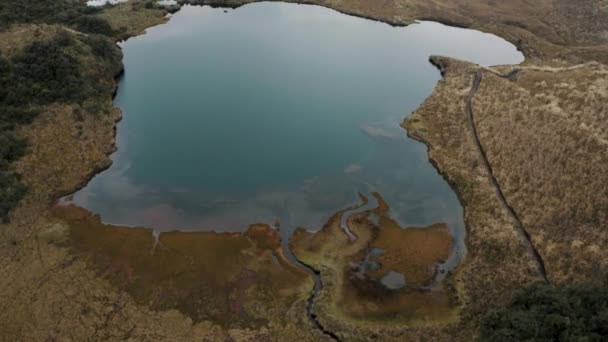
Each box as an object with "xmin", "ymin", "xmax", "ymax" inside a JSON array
[
  {"xmin": 0, "ymin": 0, "xmax": 121, "ymax": 222},
  {"xmin": 481, "ymin": 283, "xmax": 608, "ymax": 341},
  {"xmin": 73, "ymin": 15, "xmax": 114, "ymax": 35}
]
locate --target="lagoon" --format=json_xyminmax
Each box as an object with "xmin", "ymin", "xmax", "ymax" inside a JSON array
[{"xmin": 69, "ymin": 3, "xmax": 523, "ymax": 253}]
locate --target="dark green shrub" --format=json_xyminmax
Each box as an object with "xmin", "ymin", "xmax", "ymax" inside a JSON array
[
  {"xmin": 0, "ymin": 0, "xmax": 114, "ymax": 38},
  {"xmin": 73, "ymin": 15, "xmax": 114, "ymax": 35},
  {"xmin": 0, "ymin": 130, "xmax": 27, "ymax": 164},
  {"xmin": 0, "ymin": 128, "xmax": 27, "ymax": 222},
  {"xmin": 0, "ymin": 0, "xmax": 122, "ymax": 222},
  {"xmin": 0, "ymin": 36, "xmax": 88, "ymax": 221},
  {"xmin": 0, "ymin": 169, "xmax": 26, "ymax": 223},
  {"xmin": 480, "ymin": 283, "xmax": 608, "ymax": 341},
  {"xmin": 0, "ymin": 0, "xmax": 101, "ymax": 29},
  {"xmin": 11, "ymin": 41, "xmax": 83, "ymax": 104},
  {"xmin": 84, "ymin": 34, "xmax": 122, "ymax": 70}
]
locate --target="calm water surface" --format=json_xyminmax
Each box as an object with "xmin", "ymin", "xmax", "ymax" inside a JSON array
[{"xmin": 70, "ymin": 3, "xmax": 523, "ymax": 253}]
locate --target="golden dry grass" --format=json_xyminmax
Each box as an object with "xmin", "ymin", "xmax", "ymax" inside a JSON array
[
  {"xmin": 473, "ymin": 63, "xmax": 608, "ymax": 285},
  {"xmin": 403, "ymin": 57, "xmax": 544, "ymax": 340}
]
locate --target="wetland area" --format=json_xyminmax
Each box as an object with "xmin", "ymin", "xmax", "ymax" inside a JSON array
[
  {"xmin": 60, "ymin": 1, "xmax": 524, "ymax": 336},
  {"xmin": 3, "ymin": 0, "xmax": 607, "ymax": 340}
]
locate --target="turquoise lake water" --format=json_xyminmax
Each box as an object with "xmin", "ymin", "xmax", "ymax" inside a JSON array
[{"xmin": 70, "ymin": 3, "xmax": 523, "ymax": 251}]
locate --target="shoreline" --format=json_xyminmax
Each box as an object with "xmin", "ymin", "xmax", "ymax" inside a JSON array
[
  {"xmin": 62, "ymin": 0, "xmax": 521, "ymax": 246},
  {"xmin": 3, "ymin": 0, "xmax": 607, "ymax": 339},
  {"xmin": 51, "ymin": 0, "xmax": 523, "ymax": 338}
]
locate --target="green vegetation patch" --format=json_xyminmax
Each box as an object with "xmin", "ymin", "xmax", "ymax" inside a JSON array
[
  {"xmin": 0, "ymin": 0, "xmax": 112, "ymax": 34},
  {"xmin": 481, "ymin": 283, "xmax": 608, "ymax": 341},
  {"xmin": 0, "ymin": 22, "xmax": 122, "ymax": 221},
  {"xmin": 9, "ymin": 35, "xmax": 85, "ymax": 106},
  {"xmin": 0, "ymin": 0, "xmax": 164, "ymax": 222}
]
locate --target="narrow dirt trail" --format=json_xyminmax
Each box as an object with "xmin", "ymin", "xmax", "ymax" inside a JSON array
[{"xmin": 465, "ymin": 69, "xmax": 549, "ymax": 283}]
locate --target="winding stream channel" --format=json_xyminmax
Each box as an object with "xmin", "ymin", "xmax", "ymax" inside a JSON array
[{"xmin": 66, "ymin": 2, "xmax": 524, "ymax": 337}]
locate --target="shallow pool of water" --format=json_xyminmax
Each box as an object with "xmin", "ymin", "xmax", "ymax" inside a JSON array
[{"xmin": 69, "ymin": 3, "xmax": 522, "ymax": 252}]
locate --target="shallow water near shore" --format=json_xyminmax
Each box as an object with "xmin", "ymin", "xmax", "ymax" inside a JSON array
[{"xmin": 67, "ymin": 3, "xmax": 523, "ymax": 257}]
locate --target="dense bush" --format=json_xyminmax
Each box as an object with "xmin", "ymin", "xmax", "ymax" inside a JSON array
[
  {"xmin": 480, "ymin": 283, "xmax": 608, "ymax": 341},
  {"xmin": 0, "ymin": 129, "xmax": 27, "ymax": 222},
  {"xmin": 0, "ymin": 131, "xmax": 26, "ymax": 166},
  {"xmin": 83, "ymin": 34, "xmax": 123, "ymax": 73},
  {"xmin": 0, "ymin": 106, "xmax": 38, "ymax": 131},
  {"xmin": 0, "ymin": 170, "xmax": 26, "ymax": 223},
  {"xmin": 8, "ymin": 36, "xmax": 85, "ymax": 105},
  {"xmin": 1, "ymin": 32, "xmax": 121, "ymax": 109},
  {"xmin": 0, "ymin": 0, "xmax": 117, "ymax": 40},
  {"xmin": 0, "ymin": 0, "xmax": 123, "ymax": 222},
  {"xmin": 0, "ymin": 24, "xmax": 121, "ymax": 221},
  {"xmin": 73, "ymin": 15, "xmax": 114, "ymax": 35},
  {"xmin": 1, "ymin": 38, "xmax": 76, "ymax": 220},
  {"xmin": 0, "ymin": 0, "xmax": 101, "ymax": 29},
  {"xmin": 0, "ymin": 51, "xmax": 26, "ymax": 220}
]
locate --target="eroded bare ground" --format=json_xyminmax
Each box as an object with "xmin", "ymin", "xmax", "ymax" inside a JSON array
[{"xmin": 1, "ymin": 0, "xmax": 608, "ymax": 340}]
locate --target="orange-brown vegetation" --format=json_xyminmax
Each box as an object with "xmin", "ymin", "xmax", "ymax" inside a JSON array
[
  {"xmin": 53, "ymin": 205, "xmax": 311, "ymax": 329},
  {"xmin": 291, "ymin": 193, "xmax": 459, "ymax": 339}
]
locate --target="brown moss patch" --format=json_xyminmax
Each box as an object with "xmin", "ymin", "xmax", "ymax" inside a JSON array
[
  {"xmin": 244, "ymin": 223, "xmax": 281, "ymax": 251},
  {"xmin": 53, "ymin": 205, "xmax": 311, "ymax": 329},
  {"xmin": 290, "ymin": 212, "xmax": 349, "ymax": 259},
  {"xmin": 338, "ymin": 279, "xmax": 454, "ymax": 322},
  {"xmin": 367, "ymin": 193, "xmax": 452, "ymax": 288},
  {"xmin": 292, "ymin": 192, "xmax": 457, "ymax": 328},
  {"xmin": 368, "ymin": 219, "xmax": 451, "ymax": 288},
  {"xmin": 336, "ymin": 194, "xmax": 454, "ymax": 322}
]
